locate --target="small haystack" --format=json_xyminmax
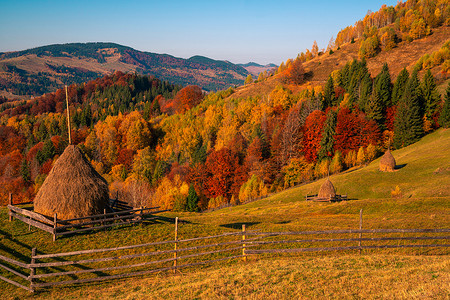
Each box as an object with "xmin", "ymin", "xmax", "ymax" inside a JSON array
[
  {"xmin": 34, "ymin": 145, "xmax": 109, "ymax": 220},
  {"xmin": 379, "ymin": 149, "xmax": 396, "ymax": 172},
  {"xmin": 318, "ymin": 178, "xmax": 336, "ymax": 199}
]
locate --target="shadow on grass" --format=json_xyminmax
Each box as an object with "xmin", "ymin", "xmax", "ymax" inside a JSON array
[
  {"xmin": 149, "ymin": 215, "xmax": 193, "ymax": 225},
  {"xmin": 54, "ymin": 215, "xmax": 187, "ymax": 240},
  {"xmin": 0, "ymin": 229, "xmax": 32, "ymax": 260},
  {"xmin": 395, "ymin": 164, "xmax": 407, "ymax": 170},
  {"xmin": 275, "ymin": 220, "xmax": 291, "ymax": 224},
  {"xmin": 220, "ymin": 222, "xmax": 260, "ymax": 229}
]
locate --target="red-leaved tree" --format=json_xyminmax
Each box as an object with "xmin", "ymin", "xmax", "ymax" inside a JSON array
[
  {"xmin": 204, "ymin": 148, "xmax": 247, "ymax": 201},
  {"xmin": 173, "ymin": 85, "xmax": 203, "ymax": 113},
  {"xmin": 334, "ymin": 107, "xmax": 381, "ymax": 155},
  {"xmin": 302, "ymin": 110, "xmax": 326, "ymax": 162}
]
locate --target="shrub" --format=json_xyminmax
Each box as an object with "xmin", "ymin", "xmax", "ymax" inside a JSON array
[{"xmin": 391, "ymin": 185, "xmax": 402, "ymax": 198}]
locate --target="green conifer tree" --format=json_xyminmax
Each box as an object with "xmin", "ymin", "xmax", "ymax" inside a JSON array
[
  {"xmin": 143, "ymin": 101, "xmax": 152, "ymax": 121},
  {"xmin": 393, "ymin": 70, "xmax": 424, "ymax": 148},
  {"xmin": 421, "ymin": 69, "xmax": 440, "ymax": 119},
  {"xmin": 37, "ymin": 139, "xmax": 56, "ymax": 164},
  {"xmin": 391, "ymin": 68, "xmax": 409, "ymax": 105},
  {"xmin": 20, "ymin": 159, "xmax": 30, "ymax": 183},
  {"xmin": 191, "ymin": 135, "xmax": 207, "ymax": 165},
  {"xmin": 318, "ymin": 109, "xmax": 337, "ymax": 160},
  {"xmin": 358, "ymin": 72, "xmax": 373, "ymax": 111},
  {"xmin": 322, "ymin": 75, "xmax": 335, "ymax": 109},
  {"xmin": 152, "ymin": 98, "xmax": 161, "ymax": 115},
  {"xmin": 374, "ymin": 63, "xmax": 392, "ymax": 107},
  {"xmin": 366, "ymin": 90, "xmax": 384, "ymax": 128},
  {"xmin": 439, "ymin": 82, "xmax": 450, "ymax": 128},
  {"xmin": 186, "ymin": 184, "xmax": 200, "ymax": 212}
]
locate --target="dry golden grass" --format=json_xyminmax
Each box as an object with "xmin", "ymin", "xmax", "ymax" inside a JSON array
[{"xmin": 19, "ymin": 255, "xmax": 449, "ymax": 299}]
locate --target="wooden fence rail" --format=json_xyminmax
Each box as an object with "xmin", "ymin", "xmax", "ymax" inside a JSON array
[
  {"xmin": 0, "ymin": 254, "xmax": 33, "ymax": 292},
  {"xmin": 7, "ymin": 202, "xmax": 168, "ymax": 241},
  {"xmin": 1, "ymin": 220, "xmax": 449, "ymax": 293},
  {"xmin": 245, "ymin": 228, "xmax": 450, "ymax": 255}
]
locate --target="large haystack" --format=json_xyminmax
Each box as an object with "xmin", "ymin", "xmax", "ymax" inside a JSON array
[
  {"xmin": 34, "ymin": 145, "xmax": 109, "ymax": 220},
  {"xmin": 318, "ymin": 178, "xmax": 336, "ymax": 199},
  {"xmin": 379, "ymin": 149, "xmax": 396, "ymax": 172}
]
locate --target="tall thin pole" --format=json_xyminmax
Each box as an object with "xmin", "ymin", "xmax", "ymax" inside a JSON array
[
  {"xmin": 8, "ymin": 193, "xmax": 12, "ymax": 222},
  {"xmin": 65, "ymin": 85, "xmax": 72, "ymax": 145},
  {"xmin": 242, "ymin": 224, "xmax": 246, "ymax": 262},
  {"xmin": 173, "ymin": 217, "xmax": 178, "ymax": 273},
  {"xmin": 359, "ymin": 209, "xmax": 363, "ymax": 254}
]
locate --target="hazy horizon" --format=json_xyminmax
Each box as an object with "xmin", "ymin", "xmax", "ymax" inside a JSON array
[{"xmin": 1, "ymin": 0, "xmax": 398, "ymax": 65}]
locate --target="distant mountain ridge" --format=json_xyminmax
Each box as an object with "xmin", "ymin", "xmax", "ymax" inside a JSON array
[
  {"xmin": 0, "ymin": 42, "xmax": 251, "ymax": 97},
  {"xmin": 238, "ymin": 62, "xmax": 277, "ymax": 68},
  {"xmin": 238, "ymin": 62, "xmax": 278, "ymax": 76}
]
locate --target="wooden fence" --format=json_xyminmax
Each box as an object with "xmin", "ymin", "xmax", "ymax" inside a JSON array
[
  {"xmin": 1, "ymin": 219, "xmax": 449, "ymax": 293},
  {"xmin": 7, "ymin": 200, "xmax": 168, "ymax": 241},
  {"xmin": 0, "ymin": 254, "xmax": 33, "ymax": 292},
  {"xmin": 245, "ymin": 228, "xmax": 450, "ymax": 255},
  {"xmin": 305, "ymin": 194, "xmax": 348, "ymax": 202}
]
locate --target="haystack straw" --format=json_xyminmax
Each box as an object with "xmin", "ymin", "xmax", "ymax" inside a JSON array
[
  {"xmin": 318, "ymin": 178, "xmax": 336, "ymax": 199},
  {"xmin": 34, "ymin": 145, "xmax": 109, "ymax": 220},
  {"xmin": 379, "ymin": 149, "xmax": 396, "ymax": 172}
]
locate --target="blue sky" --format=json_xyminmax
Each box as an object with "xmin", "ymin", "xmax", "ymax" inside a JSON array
[{"xmin": 0, "ymin": 0, "xmax": 398, "ymax": 65}]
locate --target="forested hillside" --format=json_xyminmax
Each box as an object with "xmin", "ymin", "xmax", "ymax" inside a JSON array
[
  {"xmin": 0, "ymin": 0, "xmax": 449, "ymax": 212},
  {"xmin": 0, "ymin": 42, "xmax": 249, "ymax": 97}
]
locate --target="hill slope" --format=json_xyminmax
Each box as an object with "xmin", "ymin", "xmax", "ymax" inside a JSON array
[
  {"xmin": 231, "ymin": 25, "xmax": 450, "ymax": 99},
  {"xmin": 187, "ymin": 128, "xmax": 450, "ymax": 231},
  {"xmin": 0, "ymin": 42, "xmax": 249, "ymax": 97},
  {"xmin": 1, "ymin": 129, "xmax": 449, "ymax": 299}
]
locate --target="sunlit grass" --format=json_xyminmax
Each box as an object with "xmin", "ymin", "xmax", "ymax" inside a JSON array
[{"xmin": 0, "ymin": 129, "xmax": 449, "ymax": 299}]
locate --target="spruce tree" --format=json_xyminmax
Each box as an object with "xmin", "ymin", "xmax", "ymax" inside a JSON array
[
  {"xmin": 439, "ymin": 82, "xmax": 450, "ymax": 128},
  {"xmin": 374, "ymin": 63, "xmax": 392, "ymax": 107},
  {"xmin": 341, "ymin": 62, "xmax": 351, "ymax": 90},
  {"xmin": 358, "ymin": 72, "xmax": 373, "ymax": 111},
  {"xmin": 366, "ymin": 90, "xmax": 384, "ymax": 128},
  {"xmin": 186, "ymin": 184, "xmax": 200, "ymax": 212},
  {"xmin": 152, "ymin": 97, "xmax": 161, "ymax": 115},
  {"xmin": 318, "ymin": 109, "xmax": 337, "ymax": 160},
  {"xmin": 191, "ymin": 135, "xmax": 207, "ymax": 165},
  {"xmin": 20, "ymin": 159, "xmax": 30, "ymax": 183},
  {"xmin": 393, "ymin": 70, "xmax": 424, "ymax": 148},
  {"xmin": 391, "ymin": 68, "xmax": 409, "ymax": 105},
  {"xmin": 421, "ymin": 69, "xmax": 440, "ymax": 119}
]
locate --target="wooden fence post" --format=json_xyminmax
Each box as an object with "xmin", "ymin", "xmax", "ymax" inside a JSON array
[
  {"xmin": 53, "ymin": 213, "xmax": 57, "ymax": 242},
  {"xmin": 359, "ymin": 209, "xmax": 363, "ymax": 254},
  {"xmin": 103, "ymin": 208, "xmax": 106, "ymax": 226},
  {"xmin": 173, "ymin": 217, "xmax": 178, "ymax": 273},
  {"xmin": 29, "ymin": 247, "xmax": 36, "ymax": 293},
  {"xmin": 8, "ymin": 193, "xmax": 12, "ymax": 222},
  {"xmin": 242, "ymin": 224, "xmax": 246, "ymax": 262}
]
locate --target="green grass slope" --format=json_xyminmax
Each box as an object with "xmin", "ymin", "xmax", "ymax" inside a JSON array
[{"xmin": 191, "ymin": 128, "xmax": 450, "ymax": 232}]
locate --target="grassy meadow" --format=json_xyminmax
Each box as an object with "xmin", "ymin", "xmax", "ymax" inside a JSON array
[{"xmin": 1, "ymin": 128, "xmax": 449, "ymax": 299}]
